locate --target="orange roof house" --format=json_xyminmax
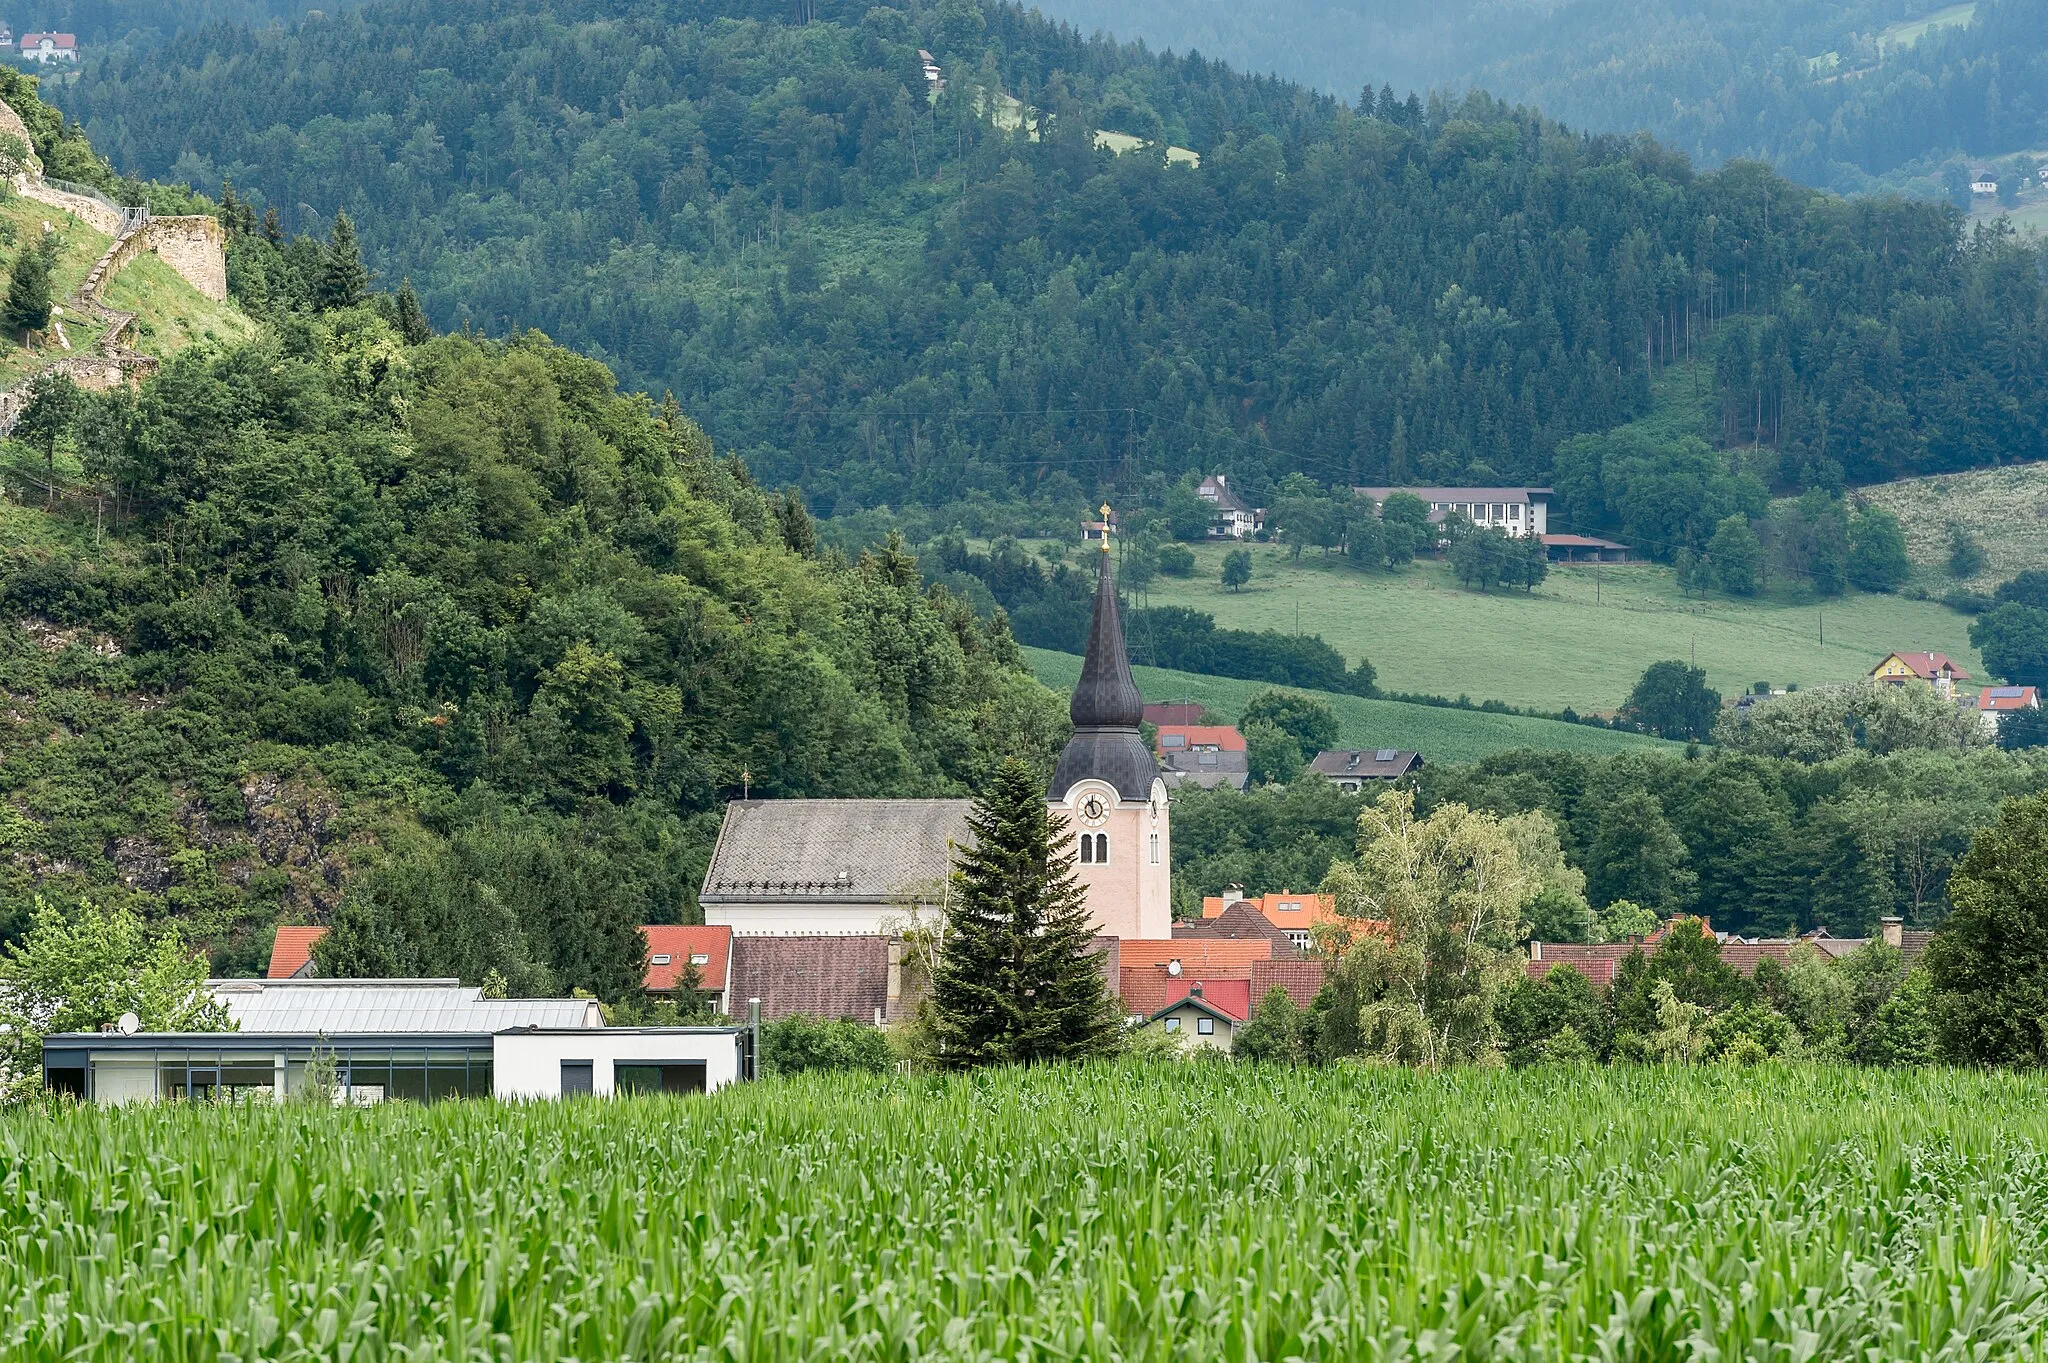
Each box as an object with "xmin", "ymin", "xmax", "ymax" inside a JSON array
[
  {"xmin": 644, "ymin": 925, "xmax": 731, "ymax": 993},
  {"xmin": 267, "ymin": 925, "xmax": 328, "ymax": 978}
]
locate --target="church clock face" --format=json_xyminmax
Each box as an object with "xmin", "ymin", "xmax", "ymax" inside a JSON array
[{"xmin": 1079, "ymin": 795, "xmax": 1108, "ymax": 827}]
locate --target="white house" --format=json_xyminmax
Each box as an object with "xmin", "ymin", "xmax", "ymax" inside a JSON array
[
  {"xmin": 1972, "ymin": 176, "xmax": 1999, "ymax": 195},
  {"xmin": 1974, "ymin": 685, "xmax": 2039, "ymax": 737},
  {"xmin": 42, "ymin": 978, "xmax": 751, "ymax": 1103},
  {"xmin": 1352, "ymin": 486, "xmax": 1552, "ymax": 537},
  {"xmin": 17, "ymin": 32, "xmax": 77, "ymax": 63},
  {"xmin": 1196, "ymin": 475, "xmax": 1261, "ymax": 539}
]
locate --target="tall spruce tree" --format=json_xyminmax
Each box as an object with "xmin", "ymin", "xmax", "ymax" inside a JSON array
[
  {"xmin": 316, "ymin": 209, "xmax": 368, "ymax": 310},
  {"xmin": 395, "ymin": 279, "xmax": 431, "ymax": 344},
  {"xmin": 3, "ymin": 233, "xmax": 52, "ymax": 338},
  {"xmin": 929, "ymin": 757, "xmax": 1117, "ymax": 1067}
]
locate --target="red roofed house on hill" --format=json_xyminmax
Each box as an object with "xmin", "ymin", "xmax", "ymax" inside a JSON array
[
  {"xmin": 1871, "ymin": 651, "xmax": 1969, "ymax": 699},
  {"xmin": 18, "ymin": 32, "xmax": 77, "ymax": 62},
  {"xmin": 1975, "ymin": 685, "xmax": 2039, "ymax": 738}
]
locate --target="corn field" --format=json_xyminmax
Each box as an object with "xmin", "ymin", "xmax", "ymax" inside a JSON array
[{"xmin": 6, "ymin": 1063, "xmax": 2048, "ymax": 1360}]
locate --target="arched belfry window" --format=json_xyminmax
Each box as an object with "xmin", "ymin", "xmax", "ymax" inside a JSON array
[
  {"xmin": 1079, "ymin": 835, "xmax": 1094, "ymax": 864},
  {"xmin": 1093, "ymin": 833, "xmax": 1109, "ymax": 862}
]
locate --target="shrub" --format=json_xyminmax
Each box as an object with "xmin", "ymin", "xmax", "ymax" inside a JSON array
[{"xmin": 760, "ymin": 1015, "xmax": 894, "ymax": 1076}]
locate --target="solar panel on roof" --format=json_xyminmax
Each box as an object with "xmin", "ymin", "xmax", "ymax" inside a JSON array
[
  {"xmin": 1375, "ymin": 748, "xmax": 1397, "ymax": 761},
  {"xmin": 1994, "ymin": 687, "xmax": 2026, "ymax": 698}
]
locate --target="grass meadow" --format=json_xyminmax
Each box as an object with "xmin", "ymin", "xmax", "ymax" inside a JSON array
[
  {"xmin": 6, "ymin": 1064, "xmax": 2048, "ymax": 1360},
  {"xmin": 1857, "ymin": 460, "xmax": 2048, "ymax": 590},
  {"xmin": 1024, "ymin": 644, "xmax": 1675, "ymax": 760},
  {"xmin": 1124, "ymin": 546, "xmax": 1981, "ymax": 713}
]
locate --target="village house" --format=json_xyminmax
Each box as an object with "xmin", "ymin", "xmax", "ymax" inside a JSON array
[
  {"xmin": 1974, "ymin": 685, "xmax": 2039, "ymax": 736},
  {"xmin": 1146, "ymin": 979, "xmax": 1250, "ymax": 1049},
  {"xmin": 1155, "ymin": 723, "xmax": 1249, "ymax": 791},
  {"xmin": 1870, "ymin": 651, "xmax": 1969, "ymax": 699},
  {"xmin": 17, "ymin": 32, "xmax": 76, "ymax": 62},
  {"xmin": 1352, "ymin": 486, "xmax": 1552, "ymax": 538},
  {"xmin": 1199, "ymin": 889, "xmax": 1347, "ymax": 951},
  {"xmin": 1196, "ymin": 474, "xmax": 1261, "ymax": 539},
  {"xmin": 1309, "ymin": 748, "xmax": 1423, "ymax": 790}
]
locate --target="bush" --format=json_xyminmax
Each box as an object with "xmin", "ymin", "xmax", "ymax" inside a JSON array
[
  {"xmin": 1155, "ymin": 544, "xmax": 1195, "ymax": 577},
  {"xmin": 760, "ymin": 1015, "xmax": 894, "ymax": 1076}
]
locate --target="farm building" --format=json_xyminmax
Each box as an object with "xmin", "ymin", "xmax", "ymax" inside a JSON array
[
  {"xmin": 42, "ymin": 978, "xmax": 752, "ymax": 1104},
  {"xmin": 1542, "ymin": 534, "xmax": 1631, "ymax": 563},
  {"xmin": 1352, "ymin": 486, "xmax": 1551, "ymax": 538}
]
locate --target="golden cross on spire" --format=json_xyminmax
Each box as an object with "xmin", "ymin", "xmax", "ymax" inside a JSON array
[{"xmin": 1099, "ymin": 502, "xmax": 1113, "ymax": 552}]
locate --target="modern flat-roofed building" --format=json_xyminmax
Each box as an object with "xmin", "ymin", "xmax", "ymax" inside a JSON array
[
  {"xmin": 42, "ymin": 978, "xmax": 750, "ymax": 1103},
  {"xmin": 1353, "ymin": 486, "xmax": 1551, "ymax": 537}
]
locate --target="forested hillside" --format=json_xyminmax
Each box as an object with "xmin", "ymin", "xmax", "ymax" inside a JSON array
[
  {"xmin": 0, "ymin": 64, "xmax": 1063, "ymax": 985},
  {"xmin": 1032, "ymin": 0, "xmax": 2048, "ymax": 197},
  {"xmin": 45, "ymin": 0, "xmax": 2046, "ymax": 520}
]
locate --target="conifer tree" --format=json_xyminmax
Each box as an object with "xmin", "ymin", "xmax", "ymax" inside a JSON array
[
  {"xmin": 261, "ymin": 206, "xmax": 283, "ymax": 245},
  {"xmin": 3, "ymin": 234, "xmax": 52, "ymax": 338},
  {"xmin": 929, "ymin": 757, "xmax": 1117, "ymax": 1067},
  {"xmin": 395, "ymin": 278, "xmax": 431, "ymax": 344},
  {"xmin": 316, "ymin": 209, "xmax": 368, "ymax": 310}
]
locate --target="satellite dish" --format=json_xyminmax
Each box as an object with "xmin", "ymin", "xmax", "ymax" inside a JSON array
[
  {"xmin": 1166, "ymin": 959, "xmax": 1182, "ymax": 977},
  {"xmin": 116, "ymin": 1012, "xmax": 140, "ymax": 1035}
]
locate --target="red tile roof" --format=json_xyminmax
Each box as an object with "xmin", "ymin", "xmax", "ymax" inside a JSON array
[
  {"xmin": 1143, "ymin": 703, "xmax": 1205, "ymax": 726},
  {"xmin": 267, "ymin": 925, "xmax": 328, "ymax": 978},
  {"xmin": 1117, "ymin": 938, "xmax": 1273, "ymax": 973},
  {"xmin": 1527, "ymin": 956, "xmax": 1621, "ymax": 988},
  {"xmin": 644, "ymin": 925, "xmax": 731, "ymax": 992},
  {"xmin": 1155, "ymin": 725, "xmax": 1247, "ymax": 753},
  {"xmin": 1875, "ymin": 651, "xmax": 1969, "ymax": 681},
  {"xmin": 1143, "ymin": 977, "xmax": 1253, "ymax": 1023},
  {"xmin": 1250, "ymin": 958, "xmax": 1327, "ymax": 1008},
  {"xmin": 725, "ymin": 935, "xmax": 894, "ymax": 1022},
  {"xmin": 1979, "ymin": 686, "xmax": 2039, "ymax": 712},
  {"xmin": 1176, "ymin": 902, "xmax": 1301, "ymax": 955}
]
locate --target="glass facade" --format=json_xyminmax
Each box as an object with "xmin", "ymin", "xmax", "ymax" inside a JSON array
[{"xmin": 128, "ymin": 1044, "xmax": 494, "ymax": 1103}]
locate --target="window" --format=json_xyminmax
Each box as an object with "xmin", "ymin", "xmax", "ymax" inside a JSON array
[
  {"xmin": 1198, "ymin": 753, "xmax": 1218, "ymax": 766},
  {"xmin": 1159, "ymin": 734, "xmax": 1187, "ymax": 749},
  {"xmin": 650, "ymin": 953, "xmax": 672, "ymax": 965},
  {"xmin": 1079, "ymin": 835, "xmax": 1094, "ymax": 864},
  {"xmin": 615, "ymin": 1061, "xmax": 707, "ymax": 1095},
  {"xmin": 1163, "ymin": 1017, "xmax": 1181, "ymax": 1033},
  {"xmin": 1150, "ymin": 833, "xmax": 1160, "ymax": 864},
  {"xmin": 689, "ymin": 953, "xmax": 710, "ymax": 966},
  {"xmin": 1093, "ymin": 833, "xmax": 1109, "ymax": 862},
  {"xmin": 1197, "ymin": 1018, "xmax": 1215, "ymax": 1036},
  {"xmin": 560, "ymin": 1061, "xmax": 594, "ymax": 1097}
]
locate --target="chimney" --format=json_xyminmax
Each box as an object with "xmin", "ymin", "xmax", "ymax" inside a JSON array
[
  {"xmin": 1222, "ymin": 885, "xmax": 1244, "ymax": 906},
  {"xmin": 1189, "ymin": 982, "xmax": 1203, "ymax": 998},
  {"xmin": 1881, "ymin": 916, "xmax": 1903, "ymax": 949},
  {"xmin": 886, "ymin": 938, "xmax": 902, "ymax": 1006}
]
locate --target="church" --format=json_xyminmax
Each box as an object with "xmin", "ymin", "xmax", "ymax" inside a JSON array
[{"xmin": 701, "ymin": 532, "xmax": 1171, "ymax": 941}]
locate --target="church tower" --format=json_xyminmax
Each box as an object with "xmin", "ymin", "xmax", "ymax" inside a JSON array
[{"xmin": 1048, "ymin": 512, "xmax": 1172, "ymax": 941}]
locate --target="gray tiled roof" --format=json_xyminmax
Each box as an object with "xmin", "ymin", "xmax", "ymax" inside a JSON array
[
  {"xmin": 1160, "ymin": 749, "xmax": 1249, "ymax": 790},
  {"xmin": 700, "ymin": 799, "xmax": 972, "ymax": 904},
  {"xmin": 1310, "ymin": 749, "xmax": 1423, "ymax": 781},
  {"xmin": 207, "ymin": 979, "xmax": 600, "ymax": 1033}
]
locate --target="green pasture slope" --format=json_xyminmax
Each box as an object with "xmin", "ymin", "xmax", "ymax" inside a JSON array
[
  {"xmin": 1130, "ymin": 551, "xmax": 1982, "ymax": 714},
  {"xmin": 1127, "ymin": 362, "xmax": 1981, "ymax": 713},
  {"xmin": 1025, "ymin": 645, "xmax": 1675, "ymax": 760},
  {"xmin": 9, "ymin": 1064, "xmax": 2048, "ymax": 1358}
]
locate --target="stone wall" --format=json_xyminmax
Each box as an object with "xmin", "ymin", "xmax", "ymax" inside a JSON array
[
  {"xmin": 140, "ymin": 216, "xmax": 227, "ymax": 301},
  {"xmin": 19, "ymin": 178, "xmax": 124, "ymax": 236}
]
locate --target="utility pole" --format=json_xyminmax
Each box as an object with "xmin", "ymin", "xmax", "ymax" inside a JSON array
[{"xmin": 1819, "ymin": 608, "xmax": 1824, "ymax": 650}]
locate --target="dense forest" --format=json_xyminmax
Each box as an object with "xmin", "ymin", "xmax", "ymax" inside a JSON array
[
  {"xmin": 1033, "ymin": 0, "xmax": 2048, "ymax": 197},
  {"xmin": 40, "ymin": 0, "xmax": 2046, "ymax": 523},
  {"xmin": 0, "ymin": 69, "xmax": 1065, "ymax": 986}
]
